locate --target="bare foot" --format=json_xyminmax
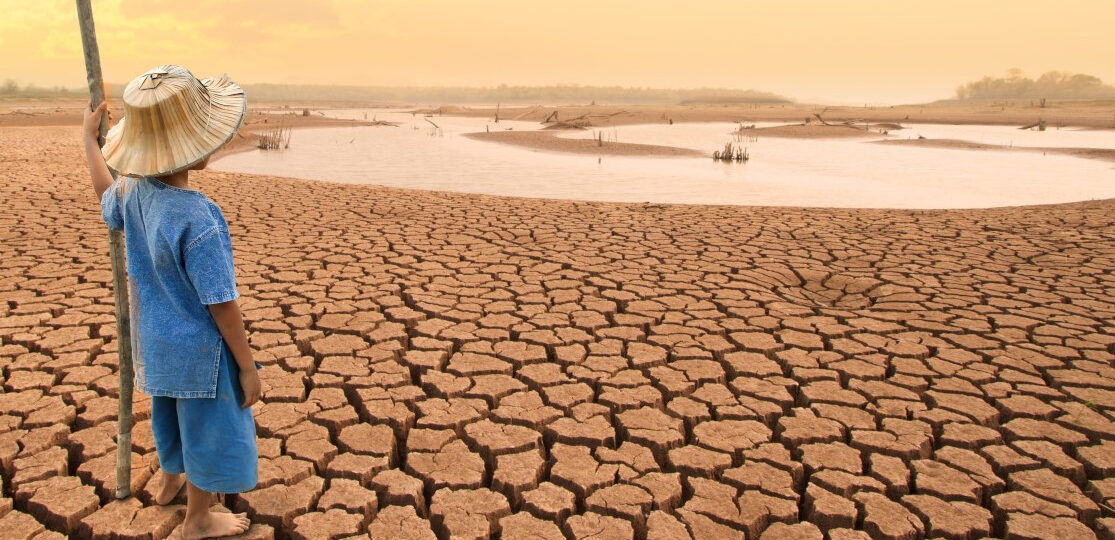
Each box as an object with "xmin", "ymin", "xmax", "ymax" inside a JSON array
[
  {"xmin": 155, "ymin": 471, "xmax": 186, "ymax": 505},
  {"xmin": 181, "ymin": 511, "xmax": 250, "ymax": 540}
]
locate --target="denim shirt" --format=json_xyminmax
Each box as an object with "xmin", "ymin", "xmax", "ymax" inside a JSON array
[{"xmin": 101, "ymin": 177, "xmax": 239, "ymax": 398}]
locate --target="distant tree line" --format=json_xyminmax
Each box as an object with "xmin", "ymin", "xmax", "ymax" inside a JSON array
[
  {"xmin": 231, "ymin": 83, "xmax": 791, "ymax": 105},
  {"xmin": 1, "ymin": 79, "xmax": 83, "ymax": 97},
  {"xmin": 955, "ymin": 69, "xmax": 1115, "ymax": 100},
  {"xmin": 4, "ymin": 78, "xmax": 791, "ymax": 105},
  {"xmin": 230, "ymin": 83, "xmax": 792, "ymax": 105}
]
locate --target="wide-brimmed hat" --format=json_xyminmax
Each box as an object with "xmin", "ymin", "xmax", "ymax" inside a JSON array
[{"xmin": 102, "ymin": 65, "xmax": 246, "ymax": 178}]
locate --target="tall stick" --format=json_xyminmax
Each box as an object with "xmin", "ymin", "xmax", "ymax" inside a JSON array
[{"xmin": 76, "ymin": 0, "xmax": 134, "ymax": 500}]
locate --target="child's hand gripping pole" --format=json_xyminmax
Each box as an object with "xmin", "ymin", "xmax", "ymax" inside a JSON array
[{"xmin": 82, "ymin": 102, "xmax": 115, "ymax": 199}]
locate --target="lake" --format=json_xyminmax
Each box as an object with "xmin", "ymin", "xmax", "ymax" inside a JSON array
[{"xmin": 211, "ymin": 110, "xmax": 1115, "ymax": 209}]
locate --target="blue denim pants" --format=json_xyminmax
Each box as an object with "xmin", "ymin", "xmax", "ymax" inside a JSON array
[{"xmin": 150, "ymin": 343, "xmax": 258, "ymax": 493}]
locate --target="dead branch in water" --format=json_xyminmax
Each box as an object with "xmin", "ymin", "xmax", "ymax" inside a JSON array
[
  {"xmin": 713, "ymin": 141, "xmax": 749, "ymax": 163},
  {"xmin": 512, "ymin": 105, "xmax": 542, "ymax": 121},
  {"xmin": 588, "ymin": 110, "xmax": 630, "ymax": 120},
  {"xmin": 542, "ymin": 121, "xmax": 587, "ymax": 130},
  {"xmin": 561, "ymin": 114, "xmax": 591, "ymax": 124},
  {"xmin": 545, "ymin": 110, "xmax": 631, "ymax": 129},
  {"xmin": 424, "ymin": 117, "xmax": 442, "ymax": 137},
  {"xmin": 812, "ymin": 113, "xmax": 869, "ymax": 130},
  {"xmin": 257, "ymin": 126, "xmax": 291, "ymax": 150},
  {"xmin": 1020, "ymin": 119, "xmax": 1047, "ymax": 131}
]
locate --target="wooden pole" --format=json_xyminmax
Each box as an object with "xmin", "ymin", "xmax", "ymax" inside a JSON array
[{"xmin": 75, "ymin": 0, "xmax": 134, "ymax": 500}]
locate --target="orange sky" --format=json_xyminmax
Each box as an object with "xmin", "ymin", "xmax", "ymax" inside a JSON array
[{"xmin": 2, "ymin": 0, "xmax": 1113, "ymax": 104}]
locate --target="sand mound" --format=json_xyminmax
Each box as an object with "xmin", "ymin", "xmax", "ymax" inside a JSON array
[
  {"xmin": 463, "ymin": 130, "xmax": 702, "ymax": 157},
  {"xmin": 742, "ymin": 123, "xmax": 882, "ymax": 139}
]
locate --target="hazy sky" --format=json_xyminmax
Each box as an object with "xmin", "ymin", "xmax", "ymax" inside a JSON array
[{"xmin": 3, "ymin": 0, "xmax": 1113, "ymax": 104}]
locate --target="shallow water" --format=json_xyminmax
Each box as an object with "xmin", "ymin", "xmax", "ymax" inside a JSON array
[
  {"xmin": 894, "ymin": 123, "xmax": 1115, "ymax": 149},
  {"xmin": 211, "ymin": 110, "xmax": 1115, "ymax": 209}
]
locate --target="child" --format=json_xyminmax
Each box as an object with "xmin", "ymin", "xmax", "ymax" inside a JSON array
[{"xmin": 82, "ymin": 65, "xmax": 260, "ymax": 540}]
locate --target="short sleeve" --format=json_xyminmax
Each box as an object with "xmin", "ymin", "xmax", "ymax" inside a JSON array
[
  {"xmin": 100, "ymin": 180, "xmax": 124, "ymax": 231},
  {"xmin": 184, "ymin": 227, "xmax": 239, "ymax": 305}
]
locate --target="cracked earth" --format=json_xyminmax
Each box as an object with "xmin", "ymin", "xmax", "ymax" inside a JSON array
[{"xmin": 2, "ymin": 126, "xmax": 1114, "ymax": 539}]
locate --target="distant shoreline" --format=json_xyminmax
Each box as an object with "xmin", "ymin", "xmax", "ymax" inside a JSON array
[
  {"xmin": 7, "ymin": 99, "xmax": 1115, "ymax": 130},
  {"xmin": 431, "ymin": 102, "xmax": 1115, "ymax": 130}
]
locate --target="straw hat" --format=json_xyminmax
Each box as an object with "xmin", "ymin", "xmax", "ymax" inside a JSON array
[{"xmin": 102, "ymin": 65, "xmax": 246, "ymax": 178}]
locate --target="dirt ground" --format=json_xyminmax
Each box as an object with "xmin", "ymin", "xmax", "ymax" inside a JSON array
[{"xmin": 1, "ymin": 125, "xmax": 1113, "ymax": 539}]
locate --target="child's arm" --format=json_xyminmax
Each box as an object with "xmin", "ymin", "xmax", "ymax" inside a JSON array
[
  {"xmin": 82, "ymin": 101, "xmax": 115, "ymax": 199},
  {"xmin": 208, "ymin": 299, "xmax": 261, "ymax": 408}
]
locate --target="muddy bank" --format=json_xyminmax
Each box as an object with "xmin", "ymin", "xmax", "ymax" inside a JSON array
[
  {"xmin": 462, "ymin": 130, "xmax": 703, "ymax": 157},
  {"xmin": 741, "ymin": 124, "xmax": 885, "ymax": 139},
  {"xmin": 874, "ymin": 137, "xmax": 1115, "ymax": 163}
]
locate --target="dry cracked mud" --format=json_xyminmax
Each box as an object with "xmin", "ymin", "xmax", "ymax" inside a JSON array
[{"xmin": 2, "ymin": 125, "xmax": 1114, "ymax": 539}]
